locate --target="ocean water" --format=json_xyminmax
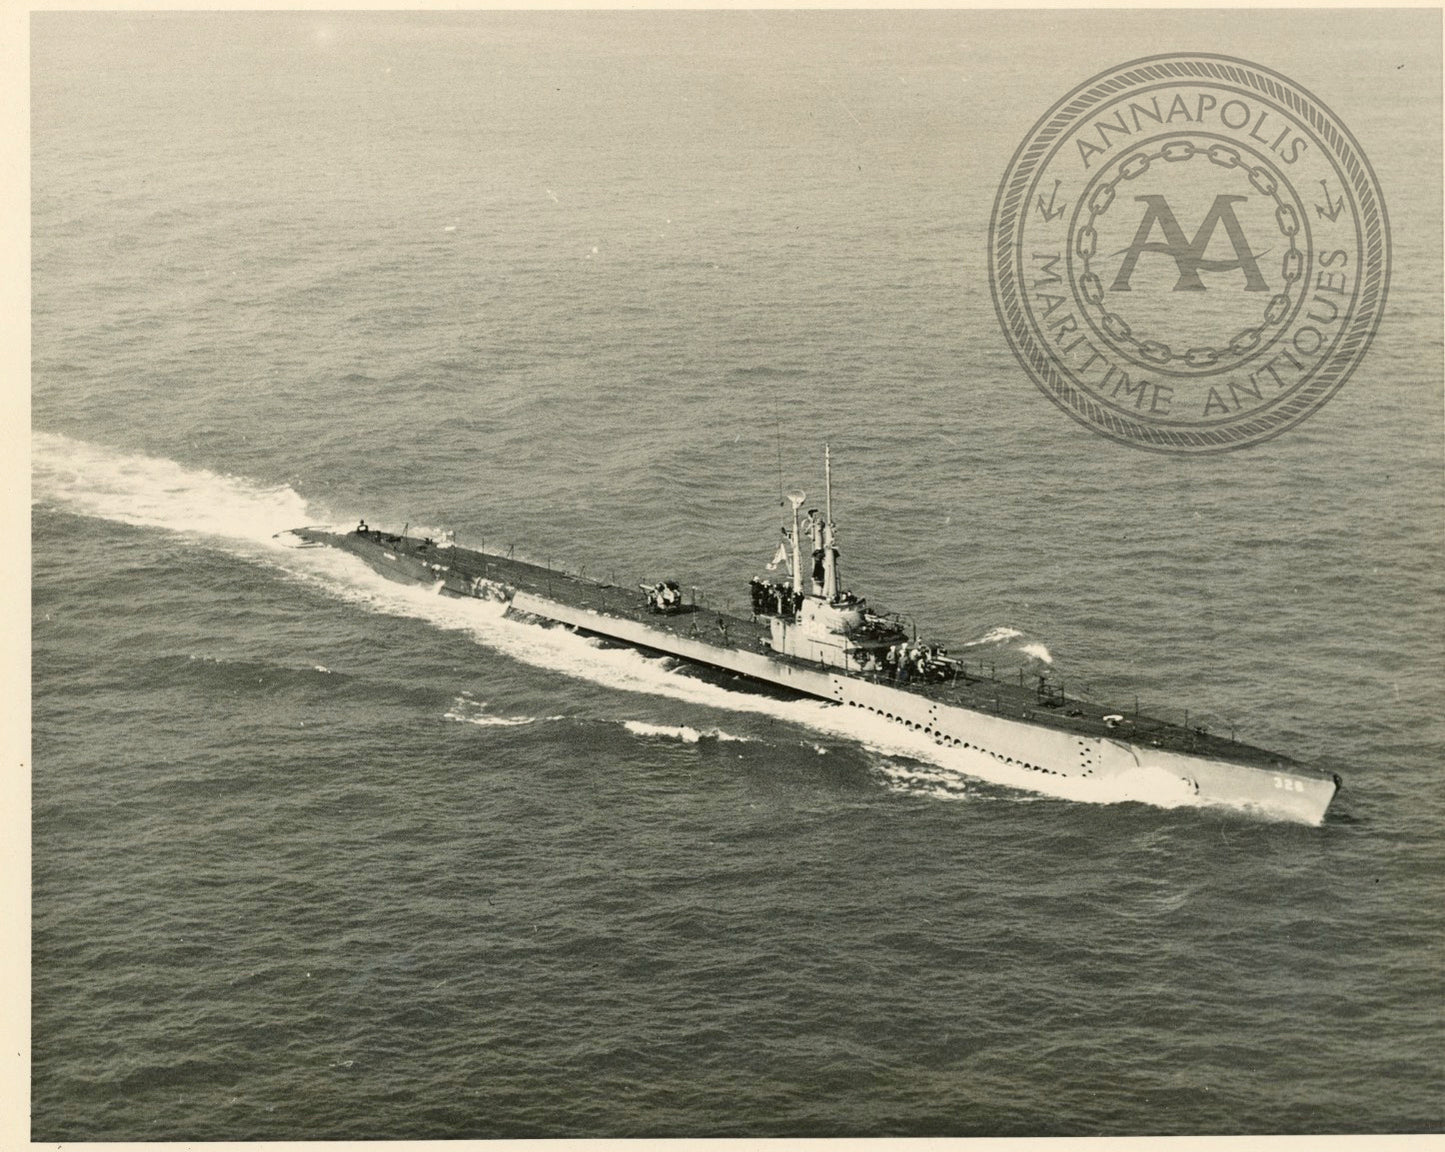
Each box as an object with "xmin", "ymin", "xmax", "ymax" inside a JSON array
[{"xmin": 30, "ymin": 11, "xmax": 1443, "ymax": 1139}]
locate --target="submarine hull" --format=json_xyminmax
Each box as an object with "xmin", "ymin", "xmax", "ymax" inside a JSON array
[{"xmin": 287, "ymin": 525, "xmax": 1339, "ymax": 825}]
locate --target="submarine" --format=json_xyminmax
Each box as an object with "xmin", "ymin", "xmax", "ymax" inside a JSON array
[{"xmin": 284, "ymin": 448, "xmax": 1340, "ymax": 824}]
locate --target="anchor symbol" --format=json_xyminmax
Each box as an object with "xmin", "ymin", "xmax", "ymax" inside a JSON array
[
  {"xmin": 1036, "ymin": 179, "xmax": 1066, "ymax": 223},
  {"xmin": 1315, "ymin": 178, "xmax": 1345, "ymax": 223}
]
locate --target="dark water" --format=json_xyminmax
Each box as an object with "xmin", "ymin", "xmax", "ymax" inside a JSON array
[{"xmin": 31, "ymin": 11, "xmax": 1444, "ymax": 1138}]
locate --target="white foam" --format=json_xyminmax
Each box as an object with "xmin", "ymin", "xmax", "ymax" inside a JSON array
[
  {"xmin": 962, "ymin": 625, "xmax": 1023, "ymax": 647},
  {"xmin": 622, "ymin": 720, "xmax": 752, "ymax": 744},
  {"xmin": 444, "ymin": 697, "xmax": 537, "ymax": 727},
  {"xmin": 874, "ymin": 758, "xmax": 973, "ymax": 802},
  {"xmin": 449, "ymin": 713, "xmax": 537, "ymax": 728},
  {"xmin": 1018, "ymin": 642, "xmax": 1054, "ymax": 664},
  {"xmin": 624, "ymin": 720, "xmax": 704, "ymax": 743},
  {"xmin": 33, "ymin": 431, "xmax": 314, "ymax": 547}
]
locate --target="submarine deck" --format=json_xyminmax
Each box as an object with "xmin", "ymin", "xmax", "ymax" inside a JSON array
[{"xmin": 308, "ymin": 526, "xmax": 1324, "ymax": 778}]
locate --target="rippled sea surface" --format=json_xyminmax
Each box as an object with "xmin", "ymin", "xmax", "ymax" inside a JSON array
[{"xmin": 31, "ymin": 11, "xmax": 1443, "ymax": 1139}]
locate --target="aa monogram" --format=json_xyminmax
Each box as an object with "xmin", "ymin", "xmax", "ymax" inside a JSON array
[{"xmin": 1112, "ymin": 195, "xmax": 1269, "ymax": 294}]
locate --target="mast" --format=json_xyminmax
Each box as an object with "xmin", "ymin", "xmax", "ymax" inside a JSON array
[
  {"xmin": 825, "ymin": 444, "xmax": 832, "ymax": 528},
  {"xmin": 822, "ymin": 445, "xmax": 839, "ymax": 602},
  {"xmin": 787, "ymin": 491, "xmax": 806, "ymax": 595}
]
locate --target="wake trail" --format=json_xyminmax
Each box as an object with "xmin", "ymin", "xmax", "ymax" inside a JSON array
[{"xmin": 34, "ymin": 431, "xmax": 317, "ymax": 547}]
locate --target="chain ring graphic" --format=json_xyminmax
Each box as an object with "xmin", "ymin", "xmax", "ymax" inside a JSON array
[{"xmin": 1068, "ymin": 135, "xmax": 1311, "ymax": 378}]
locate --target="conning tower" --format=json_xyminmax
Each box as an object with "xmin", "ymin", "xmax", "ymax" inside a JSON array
[{"xmin": 749, "ymin": 446, "xmax": 905, "ymax": 672}]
